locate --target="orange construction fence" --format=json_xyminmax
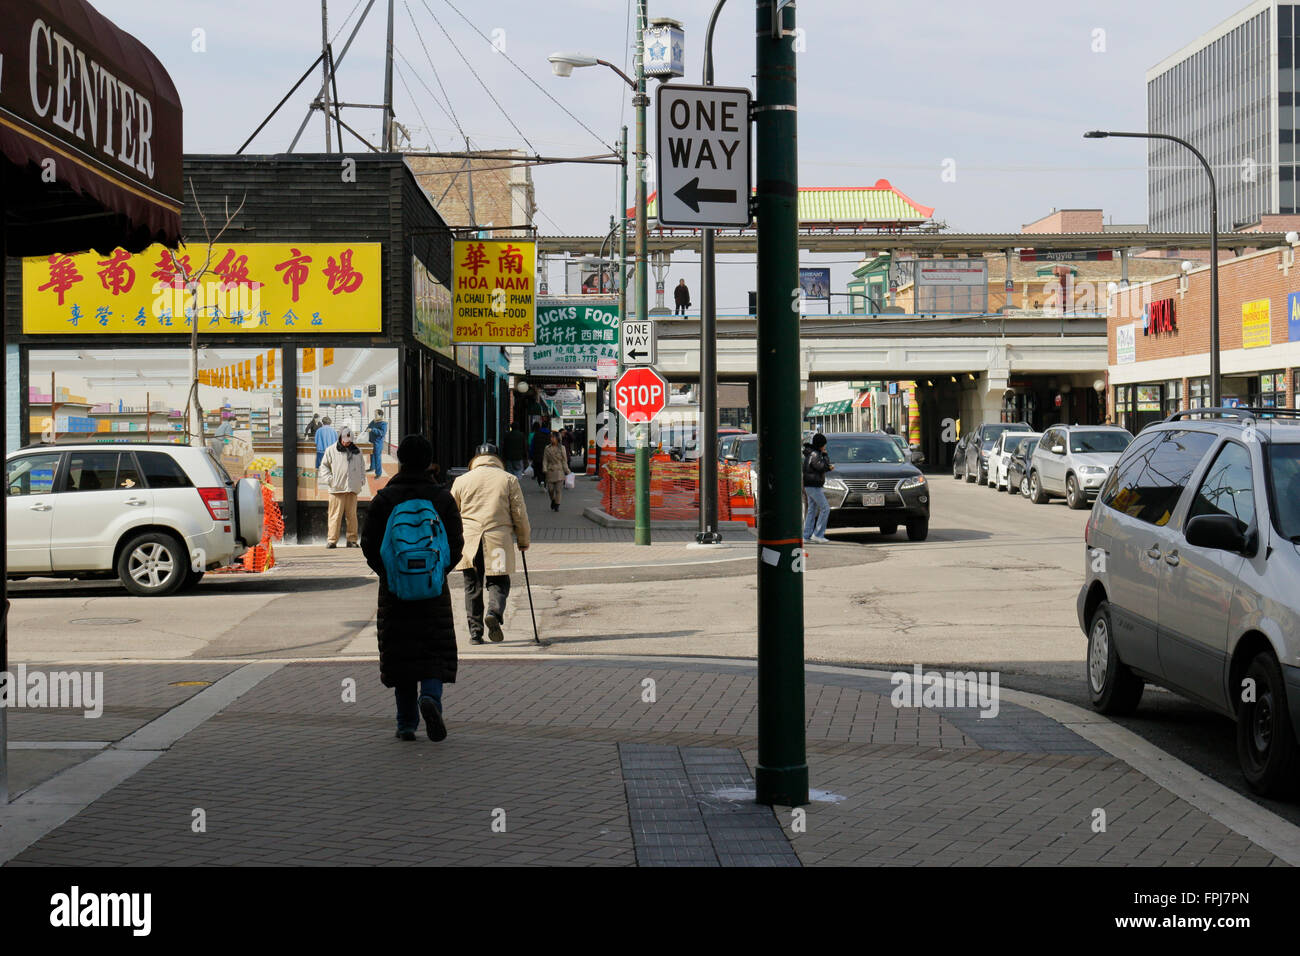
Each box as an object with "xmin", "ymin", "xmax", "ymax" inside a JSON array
[
  {"xmin": 599, "ymin": 458, "xmax": 754, "ymax": 524},
  {"xmin": 241, "ymin": 481, "xmax": 286, "ymax": 572}
]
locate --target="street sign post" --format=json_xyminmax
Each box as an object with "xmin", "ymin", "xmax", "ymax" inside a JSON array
[
  {"xmin": 613, "ymin": 366, "xmax": 669, "ymax": 423},
  {"xmin": 621, "ymin": 320, "xmax": 657, "ymax": 366},
  {"xmin": 655, "ymin": 84, "xmax": 752, "ymax": 228}
]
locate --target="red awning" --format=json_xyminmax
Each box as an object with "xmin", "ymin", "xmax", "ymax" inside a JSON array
[
  {"xmin": 0, "ymin": 0, "xmax": 183, "ymax": 255},
  {"xmin": 853, "ymin": 391, "xmax": 872, "ymax": 408}
]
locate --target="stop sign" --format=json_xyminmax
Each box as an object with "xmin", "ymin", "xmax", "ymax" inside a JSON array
[{"xmin": 613, "ymin": 366, "xmax": 669, "ymax": 423}]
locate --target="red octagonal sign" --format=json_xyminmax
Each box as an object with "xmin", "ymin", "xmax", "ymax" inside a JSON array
[{"xmin": 613, "ymin": 366, "xmax": 669, "ymax": 423}]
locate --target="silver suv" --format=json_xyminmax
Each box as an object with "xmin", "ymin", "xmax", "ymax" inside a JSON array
[
  {"xmin": 7, "ymin": 444, "xmax": 264, "ymax": 596},
  {"xmin": 1078, "ymin": 408, "xmax": 1300, "ymax": 795},
  {"xmin": 1028, "ymin": 424, "xmax": 1134, "ymax": 509}
]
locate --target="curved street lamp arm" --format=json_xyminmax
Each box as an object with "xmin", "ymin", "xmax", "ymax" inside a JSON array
[
  {"xmin": 595, "ymin": 58, "xmax": 638, "ymax": 91},
  {"xmin": 704, "ymin": 0, "xmax": 730, "ymax": 85}
]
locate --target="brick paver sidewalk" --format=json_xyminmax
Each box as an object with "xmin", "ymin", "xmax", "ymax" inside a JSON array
[{"xmin": 1, "ymin": 657, "xmax": 1286, "ymax": 866}]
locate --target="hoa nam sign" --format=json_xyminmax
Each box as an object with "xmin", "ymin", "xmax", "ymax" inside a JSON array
[
  {"xmin": 1242, "ymin": 299, "xmax": 1272, "ymax": 349},
  {"xmin": 524, "ymin": 298, "xmax": 619, "ymax": 378},
  {"xmin": 22, "ymin": 242, "xmax": 381, "ymax": 333},
  {"xmin": 655, "ymin": 84, "xmax": 752, "ymax": 228},
  {"xmin": 451, "ymin": 238, "xmax": 536, "ymax": 345}
]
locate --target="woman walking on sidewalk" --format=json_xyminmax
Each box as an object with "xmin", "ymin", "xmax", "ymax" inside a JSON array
[
  {"xmin": 542, "ymin": 431, "xmax": 572, "ymax": 512},
  {"xmin": 361, "ymin": 435, "xmax": 464, "ymax": 742}
]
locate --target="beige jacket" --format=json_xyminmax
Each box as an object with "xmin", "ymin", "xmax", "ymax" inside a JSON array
[
  {"xmin": 451, "ymin": 455, "xmax": 531, "ymax": 575},
  {"xmin": 542, "ymin": 443, "xmax": 571, "ymax": 483},
  {"xmin": 318, "ymin": 443, "xmax": 368, "ymax": 494}
]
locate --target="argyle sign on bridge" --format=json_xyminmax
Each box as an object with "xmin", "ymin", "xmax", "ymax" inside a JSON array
[{"xmin": 655, "ymin": 84, "xmax": 752, "ymax": 228}]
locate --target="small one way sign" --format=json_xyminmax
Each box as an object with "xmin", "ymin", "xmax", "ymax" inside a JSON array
[{"xmin": 655, "ymin": 84, "xmax": 752, "ymax": 228}]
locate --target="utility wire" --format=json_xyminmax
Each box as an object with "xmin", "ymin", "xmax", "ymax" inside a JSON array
[
  {"xmin": 394, "ymin": 47, "xmax": 460, "ymax": 131},
  {"xmin": 403, "ymin": 1, "xmax": 465, "ymax": 137},
  {"xmin": 435, "ymin": 0, "xmax": 615, "ymax": 153}
]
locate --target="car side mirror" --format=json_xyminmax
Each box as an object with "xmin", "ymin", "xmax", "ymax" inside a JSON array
[
  {"xmin": 1052, "ymin": 445, "xmax": 1066, "ymax": 455},
  {"xmin": 1185, "ymin": 514, "xmax": 1248, "ymax": 554}
]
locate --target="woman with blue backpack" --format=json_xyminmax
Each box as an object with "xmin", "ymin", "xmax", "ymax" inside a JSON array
[{"xmin": 361, "ymin": 435, "xmax": 464, "ymax": 742}]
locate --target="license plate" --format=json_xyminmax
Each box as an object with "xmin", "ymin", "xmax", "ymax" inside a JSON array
[{"xmin": 861, "ymin": 493, "xmax": 886, "ymax": 507}]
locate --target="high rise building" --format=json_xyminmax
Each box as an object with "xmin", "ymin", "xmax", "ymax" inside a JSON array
[{"xmin": 1147, "ymin": 0, "xmax": 1286, "ymax": 231}]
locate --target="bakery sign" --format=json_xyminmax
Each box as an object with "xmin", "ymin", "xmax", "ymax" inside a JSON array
[{"xmin": 1142, "ymin": 297, "xmax": 1176, "ymax": 336}]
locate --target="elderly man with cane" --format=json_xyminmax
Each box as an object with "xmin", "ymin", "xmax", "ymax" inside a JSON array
[{"xmin": 451, "ymin": 443, "xmax": 532, "ymax": 644}]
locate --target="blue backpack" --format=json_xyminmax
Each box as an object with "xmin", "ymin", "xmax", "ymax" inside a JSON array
[{"xmin": 379, "ymin": 498, "xmax": 450, "ymax": 600}]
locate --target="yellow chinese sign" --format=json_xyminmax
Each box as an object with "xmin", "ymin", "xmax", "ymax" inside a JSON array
[
  {"xmin": 22, "ymin": 242, "xmax": 382, "ymax": 334},
  {"xmin": 1242, "ymin": 298, "xmax": 1272, "ymax": 349},
  {"xmin": 451, "ymin": 239, "xmax": 535, "ymax": 345}
]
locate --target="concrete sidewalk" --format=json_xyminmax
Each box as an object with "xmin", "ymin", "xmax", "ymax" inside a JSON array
[{"xmin": 1, "ymin": 654, "xmax": 1293, "ymax": 867}]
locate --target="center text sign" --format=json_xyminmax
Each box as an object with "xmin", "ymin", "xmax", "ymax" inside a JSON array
[
  {"xmin": 655, "ymin": 84, "xmax": 752, "ymax": 228},
  {"xmin": 452, "ymin": 238, "xmax": 536, "ymax": 345}
]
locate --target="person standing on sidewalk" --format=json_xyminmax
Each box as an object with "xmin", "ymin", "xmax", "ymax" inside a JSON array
[
  {"xmin": 674, "ymin": 278, "xmax": 691, "ymax": 316},
  {"xmin": 542, "ymin": 431, "xmax": 572, "ymax": 512},
  {"xmin": 314, "ymin": 415, "xmax": 338, "ymax": 469},
  {"xmin": 802, "ymin": 432, "xmax": 833, "ymax": 544},
  {"xmin": 502, "ymin": 423, "xmax": 528, "ymax": 476},
  {"xmin": 361, "ymin": 435, "xmax": 464, "ymax": 742},
  {"xmin": 319, "ymin": 426, "xmax": 367, "ymax": 548},
  {"xmin": 364, "ymin": 409, "xmax": 388, "ymax": 479},
  {"xmin": 529, "ymin": 423, "xmax": 549, "ymax": 488},
  {"xmin": 451, "ymin": 443, "xmax": 531, "ymax": 644}
]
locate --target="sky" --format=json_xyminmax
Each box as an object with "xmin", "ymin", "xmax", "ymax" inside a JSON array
[{"xmin": 96, "ymin": 0, "xmax": 1246, "ymax": 312}]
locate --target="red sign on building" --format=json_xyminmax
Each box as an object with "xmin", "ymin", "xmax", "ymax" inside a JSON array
[{"xmin": 1144, "ymin": 297, "xmax": 1176, "ymax": 335}]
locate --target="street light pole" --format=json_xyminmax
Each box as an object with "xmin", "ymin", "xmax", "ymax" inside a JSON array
[
  {"xmin": 754, "ymin": 0, "xmax": 808, "ymax": 808},
  {"xmin": 633, "ymin": 0, "xmax": 652, "ymax": 546},
  {"xmin": 696, "ymin": 0, "xmax": 729, "ymax": 546},
  {"xmin": 1085, "ymin": 130, "xmax": 1220, "ymax": 406}
]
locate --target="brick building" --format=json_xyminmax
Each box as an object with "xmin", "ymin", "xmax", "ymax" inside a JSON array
[
  {"xmin": 405, "ymin": 151, "xmax": 536, "ymax": 235},
  {"xmin": 1108, "ymin": 240, "xmax": 1300, "ymax": 432}
]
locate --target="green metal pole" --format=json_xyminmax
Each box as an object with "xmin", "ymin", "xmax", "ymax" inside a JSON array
[
  {"xmin": 618, "ymin": 125, "xmax": 629, "ymax": 467},
  {"xmin": 633, "ymin": 0, "xmax": 651, "ymax": 546},
  {"xmin": 754, "ymin": 0, "xmax": 808, "ymax": 807}
]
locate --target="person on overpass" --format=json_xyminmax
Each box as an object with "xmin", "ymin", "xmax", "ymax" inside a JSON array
[{"xmin": 674, "ymin": 279, "xmax": 691, "ymax": 316}]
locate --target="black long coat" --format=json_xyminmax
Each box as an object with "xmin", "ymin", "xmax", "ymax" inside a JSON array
[{"xmin": 361, "ymin": 471, "xmax": 465, "ymax": 686}]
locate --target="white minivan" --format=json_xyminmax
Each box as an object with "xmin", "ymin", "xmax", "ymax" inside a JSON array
[{"xmin": 6, "ymin": 444, "xmax": 264, "ymax": 596}]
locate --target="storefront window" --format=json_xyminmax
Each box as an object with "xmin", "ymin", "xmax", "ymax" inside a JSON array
[
  {"xmin": 1163, "ymin": 379, "xmax": 1184, "ymax": 416},
  {"xmin": 1189, "ymin": 376, "xmax": 1211, "ymax": 410},
  {"xmin": 297, "ymin": 348, "xmax": 400, "ymax": 501}
]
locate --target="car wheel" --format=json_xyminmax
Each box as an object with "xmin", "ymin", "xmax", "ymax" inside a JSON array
[
  {"xmin": 952, "ymin": 457, "xmax": 963, "ymax": 480},
  {"xmin": 878, "ymin": 524, "xmax": 898, "ymax": 536},
  {"xmin": 964, "ymin": 461, "xmax": 975, "ymax": 483},
  {"xmin": 181, "ymin": 566, "xmax": 205, "ymax": 590},
  {"xmin": 905, "ymin": 519, "xmax": 928, "ymax": 541},
  {"xmin": 1028, "ymin": 471, "xmax": 1047, "ymax": 504},
  {"xmin": 117, "ymin": 531, "xmax": 187, "ymax": 597},
  {"xmin": 1086, "ymin": 602, "xmax": 1143, "ymax": 714},
  {"xmin": 1019, "ymin": 475, "xmax": 1030, "ymax": 497},
  {"xmin": 1066, "ymin": 474, "xmax": 1087, "ymax": 510},
  {"xmin": 1237, "ymin": 651, "xmax": 1300, "ymax": 796}
]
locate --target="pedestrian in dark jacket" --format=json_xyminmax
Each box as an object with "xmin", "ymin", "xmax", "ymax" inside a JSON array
[
  {"xmin": 530, "ymin": 424, "xmax": 549, "ymax": 487},
  {"xmin": 361, "ymin": 434, "xmax": 465, "ymax": 742},
  {"xmin": 802, "ymin": 433, "xmax": 833, "ymax": 543},
  {"xmin": 674, "ymin": 278, "xmax": 691, "ymax": 315},
  {"xmin": 502, "ymin": 424, "xmax": 528, "ymax": 476}
]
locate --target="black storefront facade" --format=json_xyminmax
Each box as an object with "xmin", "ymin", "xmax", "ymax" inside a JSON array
[{"xmin": 6, "ymin": 154, "xmax": 490, "ymax": 541}]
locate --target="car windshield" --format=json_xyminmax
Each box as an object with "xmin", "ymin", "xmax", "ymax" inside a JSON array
[
  {"xmin": 998, "ymin": 432, "xmax": 1032, "ymax": 452},
  {"xmin": 1070, "ymin": 430, "xmax": 1133, "ymax": 454},
  {"xmin": 824, "ymin": 436, "xmax": 906, "ymax": 463},
  {"xmin": 733, "ymin": 438, "xmax": 758, "ymax": 461},
  {"xmin": 1268, "ymin": 444, "xmax": 1300, "ymax": 539},
  {"xmin": 980, "ymin": 424, "xmax": 1022, "ymax": 444},
  {"xmin": 1016, "ymin": 438, "xmax": 1039, "ymax": 456}
]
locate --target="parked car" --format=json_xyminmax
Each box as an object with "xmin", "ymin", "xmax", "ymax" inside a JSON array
[
  {"xmin": 1028, "ymin": 424, "xmax": 1134, "ymax": 509},
  {"xmin": 964, "ymin": 421, "xmax": 1033, "ymax": 485},
  {"xmin": 1079, "ymin": 407, "xmax": 1300, "ymax": 795},
  {"xmin": 719, "ymin": 433, "xmax": 758, "ymax": 466},
  {"xmin": 6, "ymin": 443, "xmax": 264, "ymax": 596},
  {"xmin": 888, "ymin": 433, "xmax": 925, "ymax": 467},
  {"xmin": 1006, "ymin": 435, "xmax": 1040, "ymax": 497},
  {"xmin": 819, "ymin": 433, "xmax": 930, "ymax": 540},
  {"xmin": 990, "ymin": 431, "xmax": 1040, "ymax": 491}
]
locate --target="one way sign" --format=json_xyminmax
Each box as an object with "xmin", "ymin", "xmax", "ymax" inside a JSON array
[
  {"xmin": 621, "ymin": 320, "xmax": 656, "ymax": 366},
  {"xmin": 655, "ymin": 84, "xmax": 752, "ymax": 228}
]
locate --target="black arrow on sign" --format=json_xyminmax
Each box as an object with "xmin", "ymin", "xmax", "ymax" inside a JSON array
[
  {"xmin": 627, "ymin": 349, "xmax": 649, "ymax": 360},
  {"xmin": 674, "ymin": 177, "xmax": 737, "ymax": 213}
]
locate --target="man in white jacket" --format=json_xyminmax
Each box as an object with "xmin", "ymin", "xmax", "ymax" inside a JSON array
[{"xmin": 318, "ymin": 426, "xmax": 368, "ymax": 548}]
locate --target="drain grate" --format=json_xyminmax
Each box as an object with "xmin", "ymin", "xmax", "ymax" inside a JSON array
[{"xmin": 70, "ymin": 618, "xmax": 140, "ymax": 626}]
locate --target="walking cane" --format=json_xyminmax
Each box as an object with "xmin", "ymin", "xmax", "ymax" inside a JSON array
[{"xmin": 520, "ymin": 547, "xmax": 541, "ymax": 645}]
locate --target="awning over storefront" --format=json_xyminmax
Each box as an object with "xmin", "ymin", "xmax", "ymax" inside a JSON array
[
  {"xmin": 853, "ymin": 391, "xmax": 872, "ymax": 408},
  {"xmin": 805, "ymin": 399, "xmax": 852, "ymax": 418},
  {"xmin": 1, "ymin": 0, "xmax": 183, "ymax": 255}
]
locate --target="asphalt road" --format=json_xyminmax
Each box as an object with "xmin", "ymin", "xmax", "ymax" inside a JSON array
[{"xmin": 8, "ymin": 469, "xmax": 1297, "ymax": 822}]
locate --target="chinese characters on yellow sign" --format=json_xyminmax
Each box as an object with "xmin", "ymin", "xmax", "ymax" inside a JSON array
[
  {"xmin": 451, "ymin": 239, "xmax": 535, "ymax": 345},
  {"xmin": 1242, "ymin": 298, "xmax": 1272, "ymax": 349},
  {"xmin": 22, "ymin": 243, "xmax": 382, "ymax": 334}
]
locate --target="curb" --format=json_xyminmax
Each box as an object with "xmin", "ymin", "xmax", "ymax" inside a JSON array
[{"xmin": 582, "ymin": 506, "xmax": 751, "ymax": 531}]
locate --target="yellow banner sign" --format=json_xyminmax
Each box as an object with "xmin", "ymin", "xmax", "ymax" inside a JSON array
[
  {"xmin": 1242, "ymin": 298, "xmax": 1272, "ymax": 349},
  {"xmin": 22, "ymin": 242, "xmax": 382, "ymax": 334},
  {"xmin": 452, "ymin": 239, "xmax": 535, "ymax": 345}
]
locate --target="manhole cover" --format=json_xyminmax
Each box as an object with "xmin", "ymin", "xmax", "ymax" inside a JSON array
[{"xmin": 70, "ymin": 618, "xmax": 140, "ymax": 626}]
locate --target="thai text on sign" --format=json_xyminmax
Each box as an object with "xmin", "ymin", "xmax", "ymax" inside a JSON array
[
  {"xmin": 452, "ymin": 239, "xmax": 536, "ymax": 345},
  {"xmin": 22, "ymin": 243, "xmax": 381, "ymax": 334}
]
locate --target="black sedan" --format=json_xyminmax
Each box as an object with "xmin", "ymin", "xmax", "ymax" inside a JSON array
[
  {"xmin": 1005, "ymin": 435, "xmax": 1038, "ymax": 497},
  {"xmin": 820, "ymin": 433, "xmax": 931, "ymax": 540}
]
